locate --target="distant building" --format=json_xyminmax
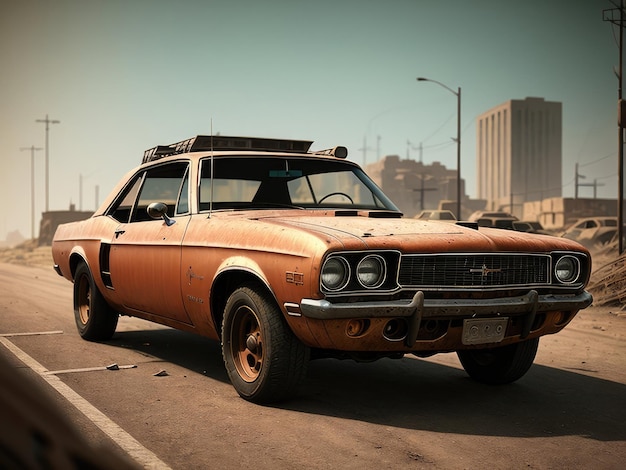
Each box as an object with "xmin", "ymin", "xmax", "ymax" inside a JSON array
[
  {"xmin": 365, "ymin": 155, "xmax": 485, "ymax": 219},
  {"xmin": 476, "ymin": 97, "xmax": 562, "ymax": 218},
  {"xmin": 38, "ymin": 204, "xmax": 93, "ymax": 246},
  {"xmin": 523, "ymin": 197, "xmax": 617, "ymax": 230}
]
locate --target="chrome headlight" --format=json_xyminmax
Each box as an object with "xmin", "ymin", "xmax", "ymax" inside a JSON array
[
  {"xmin": 554, "ymin": 255, "xmax": 580, "ymax": 284},
  {"xmin": 321, "ymin": 257, "xmax": 350, "ymax": 291},
  {"xmin": 356, "ymin": 255, "xmax": 386, "ymax": 288}
]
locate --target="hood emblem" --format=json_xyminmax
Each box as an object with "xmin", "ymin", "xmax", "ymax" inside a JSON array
[{"xmin": 469, "ymin": 264, "xmax": 503, "ymax": 277}]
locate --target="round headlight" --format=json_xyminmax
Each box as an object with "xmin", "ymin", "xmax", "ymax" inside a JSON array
[
  {"xmin": 321, "ymin": 257, "xmax": 350, "ymax": 291},
  {"xmin": 555, "ymin": 256, "xmax": 579, "ymax": 283},
  {"xmin": 357, "ymin": 255, "xmax": 386, "ymax": 288}
]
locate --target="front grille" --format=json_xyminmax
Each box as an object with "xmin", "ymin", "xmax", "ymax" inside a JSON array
[{"xmin": 398, "ymin": 254, "xmax": 550, "ymax": 288}]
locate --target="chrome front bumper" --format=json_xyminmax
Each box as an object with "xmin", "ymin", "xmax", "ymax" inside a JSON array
[{"xmin": 298, "ymin": 290, "xmax": 593, "ymax": 320}]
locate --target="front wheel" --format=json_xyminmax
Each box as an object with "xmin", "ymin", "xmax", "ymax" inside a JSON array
[
  {"xmin": 221, "ymin": 285, "xmax": 309, "ymax": 403},
  {"xmin": 457, "ymin": 337, "xmax": 539, "ymax": 385},
  {"xmin": 73, "ymin": 262, "xmax": 118, "ymax": 341}
]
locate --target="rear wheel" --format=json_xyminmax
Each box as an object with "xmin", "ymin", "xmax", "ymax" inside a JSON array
[
  {"xmin": 74, "ymin": 262, "xmax": 118, "ymax": 341},
  {"xmin": 221, "ymin": 285, "xmax": 309, "ymax": 403},
  {"xmin": 457, "ymin": 337, "xmax": 539, "ymax": 384}
]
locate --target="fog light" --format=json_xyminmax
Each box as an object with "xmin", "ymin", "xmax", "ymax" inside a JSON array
[
  {"xmin": 382, "ymin": 318, "xmax": 408, "ymax": 341},
  {"xmin": 346, "ymin": 319, "xmax": 369, "ymax": 337}
]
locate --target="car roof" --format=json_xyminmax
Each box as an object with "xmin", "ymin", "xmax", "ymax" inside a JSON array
[
  {"xmin": 95, "ymin": 137, "xmax": 362, "ymax": 218},
  {"xmin": 142, "ymin": 135, "xmax": 349, "ymax": 164}
]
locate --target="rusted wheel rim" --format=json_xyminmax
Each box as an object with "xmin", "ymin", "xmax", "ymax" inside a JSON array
[
  {"xmin": 231, "ymin": 305, "xmax": 263, "ymax": 382},
  {"xmin": 77, "ymin": 274, "xmax": 91, "ymax": 325}
]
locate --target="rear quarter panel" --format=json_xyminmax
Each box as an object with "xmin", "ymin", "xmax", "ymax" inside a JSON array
[{"xmin": 52, "ymin": 216, "xmax": 118, "ymax": 290}]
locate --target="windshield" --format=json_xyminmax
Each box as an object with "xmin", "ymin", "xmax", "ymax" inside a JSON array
[{"xmin": 198, "ymin": 156, "xmax": 399, "ymax": 212}]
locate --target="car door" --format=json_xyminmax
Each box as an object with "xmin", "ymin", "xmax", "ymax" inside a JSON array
[{"xmin": 107, "ymin": 161, "xmax": 193, "ymax": 325}]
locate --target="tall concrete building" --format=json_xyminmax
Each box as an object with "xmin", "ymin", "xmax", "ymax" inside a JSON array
[{"xmin": 476, "ymin": 97, "xmax": 562, "ymax": 217}]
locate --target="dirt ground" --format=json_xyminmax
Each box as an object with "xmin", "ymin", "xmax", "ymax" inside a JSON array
[{"xmin": 0, "ymin": 240, "xmax": 54, "ymax": 268}]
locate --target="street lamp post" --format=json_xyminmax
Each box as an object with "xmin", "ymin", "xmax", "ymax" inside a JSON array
[{"xmin": 416, "ymin": 77, "xmax": 462, "ymax": 220}]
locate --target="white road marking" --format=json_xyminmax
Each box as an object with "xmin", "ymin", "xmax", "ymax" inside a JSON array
[
  {"xmin": 46, "ymin": 364, "xmax": 138, "ymax": 375},
  {"xmin": 0, "ymin": 330, "xmax": 63, "ymax": 337},
  {"xmin": 0, "ymin": 336, "xmax": 172, "ymax": 470}
]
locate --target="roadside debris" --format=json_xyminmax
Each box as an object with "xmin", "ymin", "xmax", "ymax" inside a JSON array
[{"xmin": 588, "ymin": 246, "xmax": 626, "ymax": 309}]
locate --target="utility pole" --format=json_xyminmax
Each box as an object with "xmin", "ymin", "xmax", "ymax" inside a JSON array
[
  {"xmin": 406, "ymin": 141, "xmax": 423, "ymax": 162},
  {"xmin": 20, "ymin": 146, "xmax": 42, "ymax": 240},
  {"xmin": 35, "ymin": 114, "xmax": 60, "ymax": 212},
  {"xmin": 416, "ymin": 78, "xmax": 462, "ymax": 219},
  {"xmin": 593, "ymin": 179, "xmax": 605, "ymax": 199},
  {"xmin": 617, "ymin": 0, "xmax": 626, "ymax": 255},
  {"xmin": 79, "ymin": 174, "xmax": 83, "ymax": 211},
  {"xmin": 359, "ymin": 136, "xmax": 372, "ymax": 167},
  {"xmin": 575, "ymin": 163, "xmax": 603, "ymax": 199},
  {"xmin": 575, "ymin": 163, "xmax": 584, "ymax": 199},
  {"xmin": 412, "ymin": 176, "xmax": 438, "ymax": 211},
  {"xmin": 604, "ymin": 1, "xmax": 625, "ymax": 254}
]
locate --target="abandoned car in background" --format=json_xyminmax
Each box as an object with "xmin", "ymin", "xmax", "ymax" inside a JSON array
[
  {"xmin": 561, "ymin": 216, "xmax": 619, "ymax": 248},
  {"xmin": 52, "ymin": 136, "xmax": 593, "ymax": 403}
]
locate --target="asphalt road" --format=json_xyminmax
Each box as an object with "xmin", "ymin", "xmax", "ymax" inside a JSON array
[{"xmin": 1, "ymin": 262, "xmax": 625, "ymax": 469}]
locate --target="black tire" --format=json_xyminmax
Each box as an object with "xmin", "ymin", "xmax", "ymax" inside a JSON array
[
  {"xmin": 457, "ymin": 337, "xmax": 539, "ymax": 385},
  {"xmin": 73, "ymin": 262, "xmax": 118, "ymax": 341},
  {"xmin": 221, "ymin": 285, "xmax": 309, "ymax": 403}
]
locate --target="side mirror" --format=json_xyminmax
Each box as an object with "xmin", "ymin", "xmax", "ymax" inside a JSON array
[{"xmin": 147, "ymin": 202, "xmax": 176, "ymax": 226}]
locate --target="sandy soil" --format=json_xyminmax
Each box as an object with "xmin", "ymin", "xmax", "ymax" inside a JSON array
[{"xmin": 0, "ymin": 240, "xmax": 54, "ymax": 268}]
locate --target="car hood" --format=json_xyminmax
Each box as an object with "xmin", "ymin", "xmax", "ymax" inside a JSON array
[{"xmin": 258, "ymin": 212, "xmax": 588, "ymax": 254}]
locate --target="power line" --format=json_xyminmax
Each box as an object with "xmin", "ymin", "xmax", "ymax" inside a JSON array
[
  {"xmin": 578, "ymin": 151, "xmax": 616, "ymax": 167},
  {"xmin": 596, "ymin": 172, "xmax": 619, "ymax": 181}
]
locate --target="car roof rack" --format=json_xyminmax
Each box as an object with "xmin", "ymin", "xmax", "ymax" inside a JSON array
[{"xmin": 143, "ymin": 135, "xmax": 314, "ymax": 163}]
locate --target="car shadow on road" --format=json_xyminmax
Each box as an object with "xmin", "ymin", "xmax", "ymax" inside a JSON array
[
  {"xmin": 105, "ymin": 328, "xmax": 625, "ymax": 442},
  {"xmin": 106, "ymin": 328, "xmax": 230, "ymax": 383},
  {"xmin": 285, "ymin": 356, "xmax": 626, "ymax": 442}
]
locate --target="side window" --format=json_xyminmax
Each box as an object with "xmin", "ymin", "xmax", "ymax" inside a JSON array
[
  {"xmin": 176, "ymin": 167, "xmax": 190, "ymax": 215},
  {"xmin": 108, "ymin": 176, "xmax": 144, "ymax": 223},
  {"xmin": 106, "ymin": 162, "xmax": 189, "ymax": 223},
  {"xmin": 132, "ymin": 162, "xmax": 189, "ymax": 222}
]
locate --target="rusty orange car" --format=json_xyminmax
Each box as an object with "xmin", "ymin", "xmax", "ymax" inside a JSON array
[{"xmin": 52, "ymin": 135, "xmax": 593, "ymax": 403}]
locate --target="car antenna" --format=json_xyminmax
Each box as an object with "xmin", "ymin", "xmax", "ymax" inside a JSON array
[{"xmin": 209, "ymin": 119, "xmax": 214, "ymax": 218}]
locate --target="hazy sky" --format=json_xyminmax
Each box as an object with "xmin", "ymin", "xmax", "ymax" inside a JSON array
[{"xmin": 0, "ymin": 0, "xmax": 620, "ymax": 240}]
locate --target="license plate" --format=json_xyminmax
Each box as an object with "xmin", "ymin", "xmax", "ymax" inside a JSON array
[{"xmin": 462, "ymin": 317, "xmax": 508, "ymax": 345}]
